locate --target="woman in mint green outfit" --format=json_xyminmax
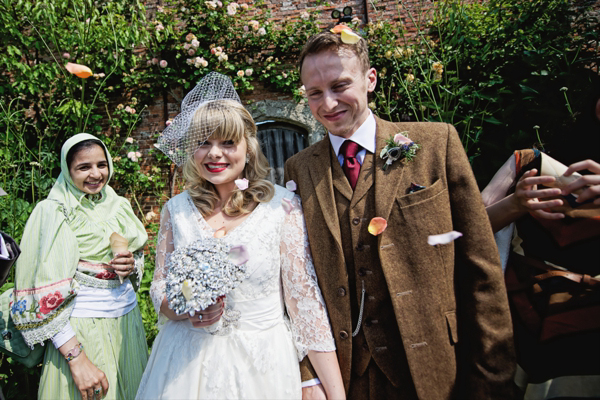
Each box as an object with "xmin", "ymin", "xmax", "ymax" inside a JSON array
[{"xmin": 10, "ymin": 133, "xmax": 148, "ymax": 400}]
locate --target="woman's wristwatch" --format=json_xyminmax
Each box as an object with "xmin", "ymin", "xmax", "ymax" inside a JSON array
[{"xmin": 65, "ymin": 343, "xmax": 84, "ymax": 362}]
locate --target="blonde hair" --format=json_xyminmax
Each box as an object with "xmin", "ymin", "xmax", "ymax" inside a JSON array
[{"xmin": 183, "ymin": 99, "xmax": 274, "ymax": 217}]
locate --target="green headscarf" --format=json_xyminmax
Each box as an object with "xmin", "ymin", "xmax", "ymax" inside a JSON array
[{"xmin": 12, "ymin": 133, "xmax": 148, "ymax": 347}]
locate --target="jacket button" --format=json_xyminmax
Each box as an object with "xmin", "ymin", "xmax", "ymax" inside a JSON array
[
  {"xmin": 352, "ymin": 217, "xmax": 360, "ymax": 226},
  {"xmin": 337, "ymin": 287, "xmax": 346, "ymax": 297},
  {"xmin": 365, "ymin": 318, "xmax": 372, "ymax": 327},
  {"xmin": 358, "ymin": 268, "xmax": 366, "ymax": 277},
  {"xmin": 356, "ymin": 242, "xmax": 364, "ymax": 251},
  {"xmin": 362, "ymin": 343, "xmax": 369, "ymax": 351},
  {"xmin": 339, "ymin": 330, "xmax": 349, "ymax": 340}
]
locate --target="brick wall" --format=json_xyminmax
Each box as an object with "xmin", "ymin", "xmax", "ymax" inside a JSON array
[{"xmin": 131, "ymin": 0, "xmax": 599, "ymax": 220}]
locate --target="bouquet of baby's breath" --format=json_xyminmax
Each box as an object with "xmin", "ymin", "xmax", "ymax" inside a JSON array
[{"xmin": 165, "ymin": 237, "xmax": 249, "ymax": 314}]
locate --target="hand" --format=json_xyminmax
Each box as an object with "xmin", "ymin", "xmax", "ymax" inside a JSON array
[
  {"xmin": 562, "ymin": 159, "xmax": 600, "ymax": 204},
  {"xmin": 302, "ymin": 383, "xmax": 327, "ymax": 400},
  {"xmin": 188, "ymin": 296, "xmax": 225, "ymax": 328},
  {"xmin": 68, "ymin": 352, "xmax": 109, "ymax": 400},
  {"xmin": 513, "ymin": 169, "xmax": 565, "ymax": 219},
  {"xmin": 109, "ymin": 251, "xmax": 135, "ymax": 278}
]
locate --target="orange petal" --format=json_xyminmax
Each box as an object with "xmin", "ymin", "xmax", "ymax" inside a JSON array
[
  {"xmin": 65, "ymin": 62, "xmax": 93, "ymax": 79},
  {"xmin": 368, "ymin": 217, "xmax": 387, "ymax": 236},
  {"xmin": 213, "ymin": 227, "xmax": 226, "ymax": 238},
  {"xmin": 330, "ymin": 24, "xmax": 351, "ymax": 34}
]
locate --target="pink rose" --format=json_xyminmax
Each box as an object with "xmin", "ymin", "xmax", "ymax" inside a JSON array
[
  {"xmin": 188, "ymin": 48, "xmax": 196, "ymax": 56},
  {"xmin": 151, "ymin": 58, "xmax": 159, "ymax": 65},
  {"xmin": 159, "ymin": 60, "xmax": 168, "ymax": 68},
  {"xmin": 95, "ymin": 270, "xmax": 117, "ymax": 280},
  {"xmin": 62, "ymin": 52, "xmax": 70, "ymax": 59},
  {"xmin": 125, "ymin": 137, "xmax": 134, "ymax": 143},
  {"xmin": 39, "ymin": 291, "xmax": 64, "ymax": 314},
  {"xmin": 393, "ymin": 133, "xmax": 411, "ymax": 145}
]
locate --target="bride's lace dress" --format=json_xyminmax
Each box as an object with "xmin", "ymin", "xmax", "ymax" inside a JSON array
[{"xmin": 136, "ymin": 186, "xmax": 335, "ymax": 399}]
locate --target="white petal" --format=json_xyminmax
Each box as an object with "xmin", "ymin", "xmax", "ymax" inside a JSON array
[
  {"xmin": 427, "ymin": 231, "xmax": 463, "ymax": 246},
  {"xmin": 234, "ymin": 178, "xmax": 249, "ymax": 190},
  {"xmin": 285, "ymin": 180, "xmax": 297, "ymax": 192}
]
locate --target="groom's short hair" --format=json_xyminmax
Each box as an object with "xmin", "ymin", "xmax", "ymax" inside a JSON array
[{"xmin": 298, "ymin": 30, "xmax": 370, "ymax": 76}]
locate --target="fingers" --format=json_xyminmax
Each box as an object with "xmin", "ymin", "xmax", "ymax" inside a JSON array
[
  {"xmin": 191, "ymin": 308, "xmax": 224, "ymax": 327},
  {"xmin": 561, "ymin": 174, "xmax": 600, "ymax": 202},
  {"xmin": 101, "ymin": 375, "xmax": 109, "ymax": 397},
  {"xmin": 109, "ymin": 252, "xmax": 135, "ymax": 277},
  {"xmin": 564, "ymin": 159, "xmax": 600, "ymax": 176},
  {"xmin": 189, "ymin": 298, "xmax": 226, "ymax": 327}
]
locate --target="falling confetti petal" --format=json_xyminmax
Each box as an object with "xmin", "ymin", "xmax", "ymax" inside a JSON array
[
  {"xmin": 340, "ymin": 30, "xmax": 361, "ymax": 44},
  {"xmin": 368, "ymin": 217, "xmax": 388, "ymax": 236},
  {"xmin": 235, "ymin": 178, "xmax": 249, "ymax": 190},
  {"xmin": 281, "ymin": 198, "xmax": 294, "ymax": 214},
  {"xmin": 428, "ymin": 231, "xmax": 463, "ymax": 246},
  {"xmin": 330, "ymin": 24, "xmax": 352, "ymax": 34},
  {"xmin": 65, "ymin": 62, "xmax": 93, "ymax": 78},
  {"xmin": 214, "ymin": 227, "xmax": 226, "ymax": 238},
  {"xmin": 228, "ymin": 245, "xmax": 249, "ymax": 265},
  {"xmin": 285, "ymin": 180, "xmax": 297, "ymax": 192}
]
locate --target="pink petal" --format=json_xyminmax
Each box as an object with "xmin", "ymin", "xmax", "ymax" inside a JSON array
[
  {"xmin": 285, "ymin": 180, "xmax": 297, "ymax": 192},
  {"xmin": 394, "ymin": 133, "xmax": 411, "ymax": 145},
  {"xmin": 368, "ymin": 217, "xmax": 387, "ymax": 236},
  {"xmin": 427, "ymin": 231, "xmax": 463, "ymax": 246},
  {"xmin": 228, "ymin": 245, "xmax": 249, "ymax": 265},
  {"xmin": 235, "ymin": 178, "xmax": 249, "ymax": 190},
  {"xmin": 281, "ymin": 198, "xmax": 294, "ymax": 214}
]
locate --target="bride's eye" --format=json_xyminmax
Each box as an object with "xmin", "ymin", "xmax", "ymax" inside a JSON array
[
  {"xmin": 198, "ymin": 140, "xmax": 207, "ymax": 146},
  {"xmin": 222, "ymin": 140, "xmax": 235, "ymax": 146}
]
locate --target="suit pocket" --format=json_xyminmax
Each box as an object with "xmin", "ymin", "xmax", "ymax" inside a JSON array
[
  {"xmin": 396, "ymin": 179, "xmax": 446, "ymax": 209},
  {"xmin": 445, "ymin": 311, "xmax": 459, "ymax": 345}
]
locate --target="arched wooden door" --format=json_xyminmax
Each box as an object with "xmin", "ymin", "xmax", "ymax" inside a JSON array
[{"xmin": 257, "ymin": 122, "xmax": 308, "ymax": 185}]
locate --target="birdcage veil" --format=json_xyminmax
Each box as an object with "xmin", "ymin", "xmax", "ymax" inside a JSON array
[{"xmin": 154, "ymin": 72, "xmax": 242, "ymax": 166}]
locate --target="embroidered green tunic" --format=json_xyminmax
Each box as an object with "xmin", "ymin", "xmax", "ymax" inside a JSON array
[{"xmin": 10, "ymin": 133, "xmax": 148, "ymax": 347}]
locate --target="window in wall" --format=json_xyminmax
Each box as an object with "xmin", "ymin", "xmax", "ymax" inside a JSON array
[{"xmin": 257, "ymin": 121, "xmax": 308, "ymax": 185}]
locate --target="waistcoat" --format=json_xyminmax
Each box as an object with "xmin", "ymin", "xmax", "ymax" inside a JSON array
[{"xmin": 332, "ymin": 147, "xmax": 410, "ymax": 387}]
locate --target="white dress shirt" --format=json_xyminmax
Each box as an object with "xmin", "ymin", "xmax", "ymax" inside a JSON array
[{"xmin": 328, "ymin": 111, "xmax": 377, "ymax": 166}]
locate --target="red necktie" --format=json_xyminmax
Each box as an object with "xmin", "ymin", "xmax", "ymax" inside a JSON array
[{"xmin": 341, "ymin": 140, "xmax": 362, "ymax": 190}]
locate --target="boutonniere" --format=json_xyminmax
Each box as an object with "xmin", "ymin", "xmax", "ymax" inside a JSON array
[{"xmin": 379, "ymin": 132, "xmax": 420, "ymax": 171}]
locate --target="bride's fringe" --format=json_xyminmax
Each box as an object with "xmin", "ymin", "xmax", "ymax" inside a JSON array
[{"xmin": 183, "ymin": 100, "xmax": 274, "ymax": 218}]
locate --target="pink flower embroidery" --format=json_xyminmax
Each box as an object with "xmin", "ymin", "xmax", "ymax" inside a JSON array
[
  {"xmin": 95, "ymin": 270, "xmax": 118, "ymax": 280},
  {"xmin": 39, "ymin": 291, "xmax": 64, "ymax": 314}
]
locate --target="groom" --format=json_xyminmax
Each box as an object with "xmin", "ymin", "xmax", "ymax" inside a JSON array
[{"xmin": 284, "ymin": 30, "xmax": 516, "ymax": 399}]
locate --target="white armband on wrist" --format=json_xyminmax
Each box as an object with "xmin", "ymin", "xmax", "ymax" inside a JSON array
[{"xmin": 301, "ymin": 378, "xmax": 321, "ymax": 388}]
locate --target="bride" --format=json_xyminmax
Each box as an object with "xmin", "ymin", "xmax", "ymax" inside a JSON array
[{"xmin": 136, "ymin": 73, "xmax": 345, "ymax": 399}]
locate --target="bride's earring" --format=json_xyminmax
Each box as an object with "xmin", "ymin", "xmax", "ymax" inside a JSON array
[{"xmin": 245, "ymin": 154, "xmax": 250, "ymax": 164}]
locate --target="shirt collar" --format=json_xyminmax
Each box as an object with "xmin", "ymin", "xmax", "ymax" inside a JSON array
[{"xmin": 329, "ymin": 111, "xmax": 376, "ymax": 157}]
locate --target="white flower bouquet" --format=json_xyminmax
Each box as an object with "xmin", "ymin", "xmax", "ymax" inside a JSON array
[{"xmin": 165, "ymin": 237, "xmax": 249, "ymax": 315}]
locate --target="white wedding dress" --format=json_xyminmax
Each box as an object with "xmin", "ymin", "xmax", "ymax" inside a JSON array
[{"xmin": 136, "ymin": 186, "xmax": 335, "ymax": 399}]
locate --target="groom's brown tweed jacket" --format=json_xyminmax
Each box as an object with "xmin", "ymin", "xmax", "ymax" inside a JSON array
[{"xmin": 284, "ymin": 117, "xmax": 516, "ymax": 399}]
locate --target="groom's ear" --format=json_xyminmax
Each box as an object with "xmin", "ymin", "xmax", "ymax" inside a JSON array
[{"xmin": 366, "ymin": 67, "xmax": 377, "ymax": 93}]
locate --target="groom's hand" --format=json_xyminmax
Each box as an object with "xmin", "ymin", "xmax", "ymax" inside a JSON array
[{"xmin": 302, "ymin": 383, "xmax": 326, "ymax": 400}]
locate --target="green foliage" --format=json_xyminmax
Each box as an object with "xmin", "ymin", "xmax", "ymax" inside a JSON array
[
  {"xmin": 368, "ymin": 0, "xmax": 599, "ymax": 182},
  {"xmin": 0, "ymin": 0, "xmax": 598, "ymax": 396}
]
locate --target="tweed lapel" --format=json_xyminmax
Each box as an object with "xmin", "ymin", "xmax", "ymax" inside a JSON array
[
  {"xmin": 350, "ymin": 150, "xmax": 374, "ymax": 208},
  {"xmin": 307, "ymin": 137, "xmax": 343, "ymax": 250},
  {"xmin": 330, "ymin": 145, "xmax": 353, "ymax": 202},
  {"xmin": 374, "ymin": 117, "xmax": 407, "ymax": 221}
]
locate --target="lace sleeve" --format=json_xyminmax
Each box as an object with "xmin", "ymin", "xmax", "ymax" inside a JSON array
[
  {"xmin": 150, "ymin": 204, "xmax": 175, "ymax": 329},
  {"xmin": 280, "ymin": 195, "xmax": 336, "ymax": 361}
]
